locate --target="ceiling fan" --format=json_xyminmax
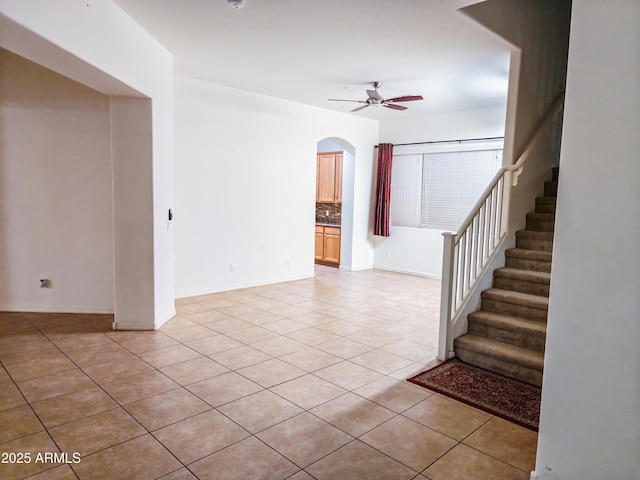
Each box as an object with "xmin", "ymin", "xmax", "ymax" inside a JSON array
[{"xmin": 328, "ymin": 82, "xmax": 423, "ymax": 112}]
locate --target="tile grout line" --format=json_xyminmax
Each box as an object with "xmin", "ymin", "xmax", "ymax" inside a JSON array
[{"xmin": 2, "ymin": 268, "xmax": 534, "ymax": 479}]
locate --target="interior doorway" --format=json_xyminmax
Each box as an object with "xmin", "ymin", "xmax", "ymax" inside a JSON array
[{"xmin": 315, "ymin": 138, "xmax": 355, "ymax": 270}]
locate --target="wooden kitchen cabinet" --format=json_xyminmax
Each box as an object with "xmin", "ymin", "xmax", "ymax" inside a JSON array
[
  {"xmin": 316, "ymin": 152, "xmax": 343, "ymax": 203},
  {"xmin": 315, "ymin": 225, "xmax": 340, "ymax": 266},
  {"xmin": 315, "ymin": 225, "xmax": 324, "ymax": 262},
  {"xmin": 323, "ymin": 226, "xmax": 341, "ymax": 265}
]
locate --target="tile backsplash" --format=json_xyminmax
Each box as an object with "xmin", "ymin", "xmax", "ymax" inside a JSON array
[{"xmin": 316, "ymin": 203, "xmax": 342, "ymax": 225}]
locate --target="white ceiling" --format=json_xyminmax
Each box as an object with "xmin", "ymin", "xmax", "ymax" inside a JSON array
[{"xmin": 113, "ymin": 0, "xmax": 512, "ymax": 120}]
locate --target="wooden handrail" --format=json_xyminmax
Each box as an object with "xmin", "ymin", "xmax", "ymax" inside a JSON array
[{"xmin": 455, "ymin": 92, "xmax": 565, "ymax": 238}]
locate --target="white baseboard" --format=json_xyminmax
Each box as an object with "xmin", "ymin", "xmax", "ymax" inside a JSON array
[
  {"xmin": 154, "ymin": 309, "xmax": 177, "ymax": 330},
  {"xmin": 175, "ymin": 273, "xmax": 314, "ymax": 300},
  {"xmin": 372, "ymin": 265, "xmax": 442, "ymax": 279},
  {"xmin": 112, "ymin": 321, "xmax": 154, "ymax": 331},
  {"xmin": 0, "ymin": 305, "xmax": 114, "ymax": 314},
  {"xmin": 112, "ymin": 308, "xmax": 176, "ymax": 331},
  {"xmin": 338, "ymin": 264, "xmax": 373, "ymax": 272}
]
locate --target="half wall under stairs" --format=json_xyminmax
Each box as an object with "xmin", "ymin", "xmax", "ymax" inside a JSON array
[{"xmin": 453, "ymin": 169, "xmax": 558, "ymax": 387}]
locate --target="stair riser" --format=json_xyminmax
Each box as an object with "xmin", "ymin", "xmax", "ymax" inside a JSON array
[
  {"xmin": 455, "ymin": 346, "xmax": 543, "ymax": 387},
  {"xmin": 544, "ymin": 182, "xmax": 558, "ymax": 197},
  {"xmin": 535, "ymin": 200, "xmax": 557, "ymax": 214},
  {"xmin": 482, "ymin": 298, "xmax": 548, "ymax": 322},
  {"xmin": 468, "ymin": 322, "xmax": 546, "ymax": 353},
  {"xmin": 516, "ymin": 237, "xmax": 554, "ymax": 252},
  {"xmin": 505, "ymin": 256, "xmax": 552, "ymax": 273},
  {"xmin": 493, "ymin": 277, "xmax": 550, "ymax": 297},
  {"xmin": 526, "ymin": 219, "xmax": 555, "ymax": 232}
]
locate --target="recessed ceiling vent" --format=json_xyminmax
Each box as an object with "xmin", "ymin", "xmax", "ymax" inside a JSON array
[{"xmin": 227, "ymin": 0, "xmax": 245, "ymax": 8}]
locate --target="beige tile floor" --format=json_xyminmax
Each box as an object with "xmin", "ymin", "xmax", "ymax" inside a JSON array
[{"xmin": 0, "ymin": 266, "xmax": 537, "ymax": 480}]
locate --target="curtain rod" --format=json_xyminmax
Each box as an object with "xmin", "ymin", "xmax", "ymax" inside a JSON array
[{"xmin": 375, "ymin": 136, "xmax": 504, "ymax": 148}]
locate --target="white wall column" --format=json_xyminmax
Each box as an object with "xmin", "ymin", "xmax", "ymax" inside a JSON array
[
  {"xmin": 110, "ymin": 97, "xmax": 156, "ymax": 329},
  {"xmin": 534, "ymin": 1, "xmax": 640, "ymax": 478}
]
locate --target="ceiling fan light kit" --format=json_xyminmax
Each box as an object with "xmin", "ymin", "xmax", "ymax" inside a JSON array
[{"xmin": 328, "ymin": 82, "xmax": 423, "ymax": 112}]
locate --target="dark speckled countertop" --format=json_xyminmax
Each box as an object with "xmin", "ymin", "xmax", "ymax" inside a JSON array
[{"xmin": 316, "ymin": 202, "xmax": 342, "ymax": 226}]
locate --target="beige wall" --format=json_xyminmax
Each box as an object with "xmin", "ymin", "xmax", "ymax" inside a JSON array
[
  {"xmin": 0, "ymin": 0, "xmax": 175, "ymax": 329},
  {"xmin": 0, "ymin": 49, "xmax": 114, "ymax": 312}
]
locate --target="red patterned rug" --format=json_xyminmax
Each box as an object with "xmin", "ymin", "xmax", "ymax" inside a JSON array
[{"xmin": 407, "ymin": 358, "xmax": 541, "ymax": 431}]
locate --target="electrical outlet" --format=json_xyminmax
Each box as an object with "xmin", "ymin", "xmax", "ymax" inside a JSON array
[{"xmin": 229, "ymin": 264, "xmax": 236, "ymax": 272}]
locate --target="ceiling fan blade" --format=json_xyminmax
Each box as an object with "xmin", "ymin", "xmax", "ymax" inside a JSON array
[
  {"xmin": 366, "ymin": 89, "xmax": 384, "ymax": 101},
  {"xmin": 351, "ymin": 104, "xmax": 370, "ymax": 112},
  {"xmin": 384, "ymin": 103, "xmax": 408, "ymax": 111},
  {"xmin": 386, "ymin": 95, "xmax": 424, "ymax": 103},
  {"xmin": 328, "ymin": 99, "xmax": 367, "ymax": 104}
]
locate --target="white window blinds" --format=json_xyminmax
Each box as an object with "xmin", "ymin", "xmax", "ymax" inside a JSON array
[
  {"xmin": 390, "ymin": 154, "xmax": 423, "ymax": 228},
  {"xmin": 391, "ymin": 146, "xmax": 502, "ymax": 231}
]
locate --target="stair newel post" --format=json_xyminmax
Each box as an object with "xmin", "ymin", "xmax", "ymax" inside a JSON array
[{"xmin": 438, "ymin": 232, "xmax": 457, "ymax": 360}]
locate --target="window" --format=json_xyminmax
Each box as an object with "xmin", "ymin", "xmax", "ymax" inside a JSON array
[{"xmin": 391, "ymin": 145, "xmax": 502, "ymax": 231}]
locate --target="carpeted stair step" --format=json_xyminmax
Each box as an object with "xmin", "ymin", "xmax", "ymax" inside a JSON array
[
  {"xmin": 505, "ymin": 248, "xmax": 552, "ymax": 273},
  {"xmin": 535, "ymin": 196, "xmax": 557, "ymax": 214},
  {"xmin": 552, "ymin": 166, "xmax": 559, "ymax": 182},
  {"xmin": 451, "ymin": 168, "xmax": 557, "ymax": 388},
  {"xmin": 544, "ymin": 180, "xmax": 558, "ymax": 197},
  {"xmin": 454, "ymin": 334, "xmax": 544, "ymax": 387},
  {"xmin": 467, "ymin": 310, "xmax": 546, "ymax": 352},
  {"xmin": 526, "ymin": 212, "xmax": 555, "ymax": 232},
  {"xmin": 515, "ymin": 230, "xmax": 554, "ymax": 252},
  {"xmin": 481, "ymin": 288, "xmax": 548, "ymax": 322},
  {"xmin": 493, "ymin": 267, "xmax": 550, "ymax": 297}
]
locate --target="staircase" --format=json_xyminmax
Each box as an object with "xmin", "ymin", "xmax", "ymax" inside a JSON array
[{"xmin": 453, "ymin": 169, "xmax": 558, "ymax": 387}]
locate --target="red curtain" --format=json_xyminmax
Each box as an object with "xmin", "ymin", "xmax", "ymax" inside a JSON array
[{"xmin": 374, "ymin": 143, "xmax": 393, "ymax": 237}]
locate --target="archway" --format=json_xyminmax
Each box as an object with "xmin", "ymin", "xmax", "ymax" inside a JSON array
[{"xmin": 316, "ymin": 137, "xmax": 355, "ymax": 270}]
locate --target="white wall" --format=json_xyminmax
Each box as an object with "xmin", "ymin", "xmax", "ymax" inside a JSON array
[
  {"xmin": 0, "ymin": 49, "xmax": 114, "ymax": 313},
  {"xmin": 534, "ymin": 1, "xmax": 640, "ymax": 478},
  {"xmin": 0, "ymin": 0, "xmax": 175, "ymax": 328},
  {"xmin": 373, "ymin": 105, "xmax": 506, "ymax": 277},
  {"xmin": 379, "ymin": 105, "xmax": 507, "ymax": 146},
  {"xmin": 463, "ymin": 0, "xmax": 571, "ymax": 239},
  {"xmin": 173, "ymin": 75, "xmax": 379, "ymax": 298},
  {"xmin": 462, "ymin": 0, "xmax": 571, "ymax": 156}
]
